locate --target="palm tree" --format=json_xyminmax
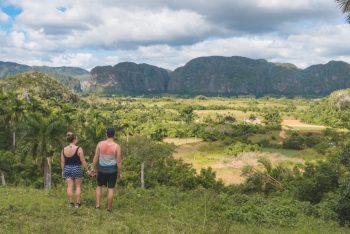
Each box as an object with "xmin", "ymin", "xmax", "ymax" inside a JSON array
[
  {"xmin": 0, "ymin": 92, "xmax": 28, "ymax": 151},
  {"xmin": 80, "ymin": 120, "xmax": 106, "ymax": 160},
  {"xmin": 21, "ymin": 113, "xmax": 65, "ymax": 189},
  {"xmin": 337, "ymin": 0, "xmax": 350, "ymax": 22},
  {"xmin": 241, "ymin": 158, "xmax": 290, "ymax": 193}
]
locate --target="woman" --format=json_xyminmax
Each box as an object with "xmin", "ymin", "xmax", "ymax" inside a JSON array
[{"xmin": 61, "ymin": 132, "xmax": 89, "ymax": 208}]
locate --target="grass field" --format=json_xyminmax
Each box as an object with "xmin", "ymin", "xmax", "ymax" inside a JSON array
[
  {"xmin": 172, "ymin": 141, "xmax": 308, "ymax": 184},
  {"xmin": 1, "ymin": 186, "xmax": 348, "ymax": 234}
]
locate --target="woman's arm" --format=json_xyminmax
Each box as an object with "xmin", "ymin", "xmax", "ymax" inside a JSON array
[
  {"xmin": 60, "ymin": 150, "xmax": 65, "ymax": 176},
  {"xmin": 116, "ymin": 144, "xmax": 122, "ymax": 178},
  {"xmin": 78, "ymin": 147, "xmax": 89, "ymax": 172}
]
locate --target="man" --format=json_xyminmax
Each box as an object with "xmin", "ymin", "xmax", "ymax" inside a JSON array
[{"xmin": 92, "ymin": 128, "xmax": 122, "ymax": 212}]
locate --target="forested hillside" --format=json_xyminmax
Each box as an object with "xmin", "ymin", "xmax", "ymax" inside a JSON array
[{"xmin": 0, "ymin": 61, "xmax": 89, "ymax": 92}]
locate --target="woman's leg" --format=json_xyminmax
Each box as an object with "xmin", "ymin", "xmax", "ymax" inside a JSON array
[
  {"xmin": 66, "ymin": 179, "xmax": 74, "ymax": 203},
  {"xmin": 75, "ymin": 178, "xmax": 81, "ymax": 204}
]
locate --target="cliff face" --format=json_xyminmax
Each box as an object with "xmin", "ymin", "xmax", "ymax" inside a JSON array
[
  {"xmin": 167, "ymin": 56, "xmax": 304, "ymax": 96},
  {"xmin": 167, "ymin": 56, "xmax": 350, "ymax": 96},
  {"xmin": 89, "ymin": 62, "xmax": 171, "ymax": 94},
  {"xmin": 302, "ymin": 61, "xmax": 350, "ymax": 95}
]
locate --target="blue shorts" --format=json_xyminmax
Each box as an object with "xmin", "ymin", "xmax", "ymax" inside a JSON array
[{"xmin": 64, "ymin": 165, "xmax": 83, "ymax": 179}]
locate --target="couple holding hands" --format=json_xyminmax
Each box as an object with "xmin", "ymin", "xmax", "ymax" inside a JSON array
[{"xmin": 60, "ymin": 128, "xmax": 122, "ymax": 212}]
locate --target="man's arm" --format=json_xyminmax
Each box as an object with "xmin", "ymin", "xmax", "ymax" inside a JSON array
[
  {"xmin": 116, "ymin": 144, "xmax": 122, "ymax": 178},
  {"xmin": 92, "ymin": 143, "xmax": 100, "ymax": 173}
]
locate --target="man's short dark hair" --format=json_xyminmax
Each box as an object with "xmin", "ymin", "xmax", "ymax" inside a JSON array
[{"xmin": 106, "ymin": 128, "xmax": 115, "ymax": 138}]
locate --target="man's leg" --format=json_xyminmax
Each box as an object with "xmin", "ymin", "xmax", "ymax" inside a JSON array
[
  {"xmin": 66, "ymin": 179, "xmax": 74, "ymax": 203},
  {"xmin": 107, "ymin": 172, "xmax": 117, "ymax": 211},
  {"xmin": 107, "ymin": 188, "xmax": 114, "ymax": 210},
  {"xmin": 96, "ymin": 186, "xmax": 102, "ymax": 208},
  {"xmin": 75, "ymin": 178, "xmax": 81, "ymax": 204}
]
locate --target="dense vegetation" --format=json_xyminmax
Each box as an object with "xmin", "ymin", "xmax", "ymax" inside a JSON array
[{"xmin": 1, "ymin": 72, "xmax": 350, "ymax": 232}]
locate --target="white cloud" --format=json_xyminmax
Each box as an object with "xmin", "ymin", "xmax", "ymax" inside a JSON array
[
  {"xmin": 9, "ymin": 1, "xmax": 214, "ymax": 50},
  {"xmin": 99, "ymin": 24, "xmax": 350, "ymax": 70},
  {"xmin": 49, "ymin": 53, "xmax": 97, "ymax": 68},
  {"xmin": 0, "ymin": 0, "xmax": 349, "ymax": 70}
]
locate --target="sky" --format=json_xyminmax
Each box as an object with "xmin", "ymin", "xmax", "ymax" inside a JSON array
[{"xmin": 0, "ymin": 0, "xmax": 349, "ymax": 70}]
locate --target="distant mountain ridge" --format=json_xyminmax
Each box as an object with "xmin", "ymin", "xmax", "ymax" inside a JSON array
[
  {"xmin": 2, "ymin": 56, "xmax": 350, "ymax": 97},
  {"xmin": 89, "ymin": 62, "xmax": 170, "ymax": 94},
  {"xmin": 0, "ymin": 61, "xmax": 90, "ymax": 91},
  {"xmin": 88, "ymin": 56, "xmax": 350, "ymax": 97}
]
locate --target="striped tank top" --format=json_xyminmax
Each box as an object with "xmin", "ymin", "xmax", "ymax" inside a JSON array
[{"xmin": 98, "ymin": 141, "xmax": 118, "ymax": 173}]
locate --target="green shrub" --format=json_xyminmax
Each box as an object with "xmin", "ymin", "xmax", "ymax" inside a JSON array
[{"xmin": 225, "ymin": 142, "xmax": 261, "ymax": 156}]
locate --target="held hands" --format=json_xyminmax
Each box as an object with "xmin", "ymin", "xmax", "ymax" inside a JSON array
[{"xmin": 86, "ymin": 169, "xmax": 97, "ymax": 177}]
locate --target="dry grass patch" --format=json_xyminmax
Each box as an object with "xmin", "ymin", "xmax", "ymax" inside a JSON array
[{"xmin": 163, "ymin": 137, "xmax": 202, "ymax": 146}]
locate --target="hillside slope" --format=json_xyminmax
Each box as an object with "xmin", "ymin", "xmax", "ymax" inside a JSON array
[
  {"xmin": 301, "ymin": 89, "xmax": 350, "ymax": 129},
  {"xmin": 0, "ymin": 186, "xmax": 345, "ymax": 234},
  {"xmin": 0, "ymin": 71, "xmax": 78, "ymax": 102},
  {"xmin": 0, "ymin": 61, "xmax": 90, "ymax": 91}
]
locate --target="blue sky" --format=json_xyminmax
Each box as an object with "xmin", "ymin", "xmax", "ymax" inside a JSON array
[
  {"xmin": 0, "ymin": 3, "xmax": 20, "ymax": 31},
  {"xmin": 0, "ymin": 0, "xmax": 349, "ymax": 70}
]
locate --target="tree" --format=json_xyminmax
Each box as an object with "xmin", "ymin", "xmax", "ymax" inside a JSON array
[
  {"xmin": 337, "ymin": 175, "xmax": 350, "ymax": 226},
  {"xmin": 127, "ymin": 136, "xmax": 175, "ymax": 189},
  {"xmin": 336, "ymin": 0, "xmax": 350, "ymax": 22},
  {"xmin": 0, "ymin": 92, "xmax": 28, "ymax": 151},
  {"xmin": 242, "ymin": 158, "xmax": 288, "ymax": 194},
  {"xmin": 178, "ymin": 106, "xmax": 194, "ymax": 123},
  {"xmin": 20, "ymin": 114, "xmax": 65, "ymax": 189},
  {"xmin": 262, "ymin": 109, "xmax": 282, "ymax": 128}
]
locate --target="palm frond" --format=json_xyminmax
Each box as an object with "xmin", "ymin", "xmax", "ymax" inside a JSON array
[{"xmin": 336, "ymin": 0, "xmax": 350, "ymax": 13}]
